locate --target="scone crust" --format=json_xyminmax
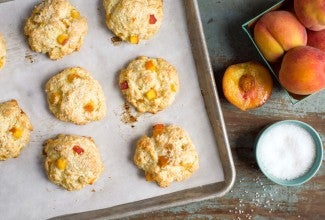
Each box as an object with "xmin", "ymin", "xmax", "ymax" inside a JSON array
[
  {"xmin": 45, "ymin": 67, "xmax": 107, "ymax": 125},
  {"xmin": 0, "ymin": 100, "xmax": 33, "ymax": 160},
  {"xmin": 119, "ymin": 56, "xmax": 179, "ymax": 113},
  {"xmin": 103, "ymin": 0, "xmax": 163, "ymax": 43},
  {"xmin": 134, "ymin": 124, "xmax": 199, "ymax": 187},
  {"xmin": 0, "ymin": 33, "xmax": 6, "ymax": 69},
  {"xmin": 24, "ymin": 0, "xmax": 88, "ymax": 60},
  {"xmin": 44, "ymin": 134, "xmax": 104, "ymax": 191}
]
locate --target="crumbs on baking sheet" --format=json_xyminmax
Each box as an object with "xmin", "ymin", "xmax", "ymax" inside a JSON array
[
  {"xmin": 111, "ymin": 36, "xmax": 122, "ymax": 46},
  {"xmin": 121, "ymin": 102, "xmax": 138, "ymax": 126},
  {"xmin": 25, "ymin": 52, "xmax": 37, "ymax": 63}
]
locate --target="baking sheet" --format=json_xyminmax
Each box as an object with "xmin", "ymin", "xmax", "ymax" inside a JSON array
[{"xmin": 0, "ymin": 0, "xmax": 226, "ymax": 219}]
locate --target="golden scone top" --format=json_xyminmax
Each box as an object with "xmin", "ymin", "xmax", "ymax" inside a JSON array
[
  {"xmin": 119, "ymin": 56, "xmax": 179, "ymax": 113},
  {"xmin": 134, "ymin": 124, "xmax": 199, "ymax": 187},
  {"xmin": 44, "ymin": 134, "xmax": 104, "ymax": 191},
  {"xmin": 0, "ymin": 100, "xmax": 33, "ymax": 160},
  {"xmin": 45, "ymin": 67, "xmax": 107, "ymax": 125},
  {"xmin": 103, "ymin": 0, "xmax": 164, "ymax": 44},
  {"xmin": 24, "ymin": 0, "xmax": 88, "ymax": 59},
  {"xmin": 0, "ymin": 33, "xmax": 6, "ymax": 70}
]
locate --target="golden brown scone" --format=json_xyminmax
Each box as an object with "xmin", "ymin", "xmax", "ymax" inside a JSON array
[
  {"xmin": 0, "ymin": 100, "xmax": 33, "ymax": 160},
  {"xmin": 44, "ymin": 134, "xmax": 104, "ymax": 191},
  {"xmin": 24, "ymin": 0, "xmax": 88, "ymax": 60},
  {"xmin": 119, "ymin": 56, "xmax": 179, "ymax": 113},
  {"xmin": 103, "ymin": 0, "xmax": 163, "ymax": 44},
  {"xmin": 134, "ymin": 124, "xmax": 199, "ymax": 187},
  {"xmin": 0, "ymin": 33, "xmax": 6, "ymax": 70},
  {"xmin": 45, "ymin": 67, "xmax": 107, "ymax": 125}
]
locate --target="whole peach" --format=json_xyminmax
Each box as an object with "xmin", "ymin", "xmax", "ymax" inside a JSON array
[
  {"xmin": 254, "ymin": 11, "xmax": 307, "ymax": 62},
  {"xmin": 294, "ymin": 0, "xmax": 325, "ymax": 31},
  {"xmin": 307, "ymin": 30, "xmax": 325, "ymax": 52},
  {"xmin": 279, "ymin": 46, "xmax": 325, "ymax": 95}
]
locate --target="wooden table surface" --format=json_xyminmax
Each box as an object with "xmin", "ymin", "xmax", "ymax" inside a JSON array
[{"xmin": 127, "ymin": 0, "xmax": 325, "ymax": 219}]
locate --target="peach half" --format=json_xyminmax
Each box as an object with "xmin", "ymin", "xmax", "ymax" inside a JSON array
[
  {"xmin": 279, "ymin": 46, "xmax": 325, "ymax": 95},
  {"xmin": 254, "ymin": 10, "xmax": 307, "ymax": 62},
  {"xmin": 294, "ymin": 0, "xmax": 325, "ymax": 31},
  {"xmin": 307, "ymin": 29, "xmax": 325, "ymax": 52},
  {"xmin": 222, "ymin": 61, "xmax": 273, "ymax": 111}
]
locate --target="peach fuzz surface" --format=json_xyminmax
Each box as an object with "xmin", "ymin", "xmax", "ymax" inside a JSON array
[
  {"xmin": 307, "ymin": 30, "xmax": 325, "ymax": 52},
  {"xmin": 279, "ymin": 46, "xmax": 325, "ymax": 95},
  {"xmin": 294, "ymin": 0, "xmax": 325, "ymax": 31},
  {"xmin": 254, "ymin": 10, "xmax": 307, "ymax": 62}
]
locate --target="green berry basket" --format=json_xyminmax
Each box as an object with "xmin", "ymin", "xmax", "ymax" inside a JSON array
[{"xmin": 241, "ymin": 0, "xmax": 321, "ymax": 104}]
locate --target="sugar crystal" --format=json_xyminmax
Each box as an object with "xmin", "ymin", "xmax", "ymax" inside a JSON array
[{"xmin": 258, "ymin": 124, "xmax": 316, "ymax": 180}]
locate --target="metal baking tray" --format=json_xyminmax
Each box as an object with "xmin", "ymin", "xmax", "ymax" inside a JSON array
[
  {"xmin": 53, "ymin": 1, "xmax": 235, "ymax": 219},
  {"xmin": 0, "ymin": 0, "xmax": 235, "ymax": 219}
]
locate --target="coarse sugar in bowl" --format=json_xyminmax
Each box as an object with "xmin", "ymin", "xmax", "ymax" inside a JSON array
[{"xmin": 255, "ymin": 120, "xmax": 323, "ymax": 186}]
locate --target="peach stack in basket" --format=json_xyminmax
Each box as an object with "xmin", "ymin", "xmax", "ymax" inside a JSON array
[{"xmin": 222, "ymin": 0, "xmax": 325, "ymax": 111}]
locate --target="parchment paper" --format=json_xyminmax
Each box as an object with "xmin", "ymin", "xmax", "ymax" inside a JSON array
[{"xmin": 0, "ymin": 1, "xmax": 224, "ymax": 219}]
